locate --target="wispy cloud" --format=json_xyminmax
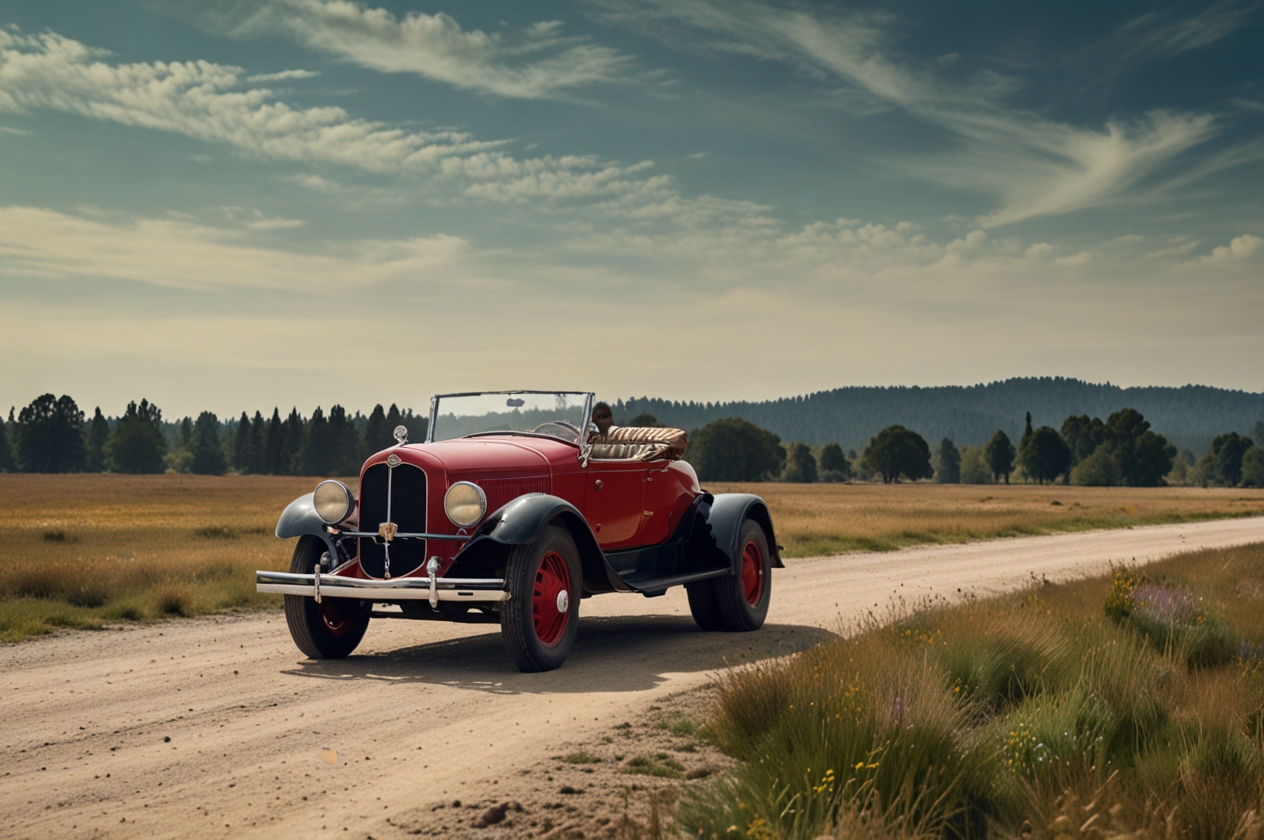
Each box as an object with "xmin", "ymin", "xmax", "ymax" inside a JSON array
[
  {"xmin": 246, "ymin": 68, "xmax": 321, "ymax": 83},
  {"xmin": 202, "ymin": 0, "xmax": 633, "ymax": 100},
  {"xmin": 1117, "ymin": 2, "xmax": 1258, "ymax": 60},
  {"xmin": 591, "ymin": 0, "xmax": 1227, "ymax": 227},
  {"xmin": 0, "ymin": 205, "xmax": 469, "ymax": 292},
  {"xmin": 0, "ymin": 29, "xmax": 745, "ymax": 224}
]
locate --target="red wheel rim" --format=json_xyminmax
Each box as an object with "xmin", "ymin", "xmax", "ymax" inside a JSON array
[
  {"xmin": 740, "ymin": 541, "xmax": 764, "ymax": 607},
  {"xmin": 320, "ymin": 600, "xmax": 356, "ymax": 637},
  {"xmin": 532, "ymin": 551, "xmax": 571, "ymax": 647}
]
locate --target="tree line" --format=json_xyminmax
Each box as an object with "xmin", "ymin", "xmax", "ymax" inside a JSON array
[
  {"xmin": 0, "ymin": 394, "xmax": 424, "ymax": 476},
  {"xmin": 671, "ymin": 408, "xmax": 1264, "ymax": 488},
  {"xmin": 3, "ymin": 393, "xmax": 1260, "ymax": 488},
  {"xmin": 612, "ymin": 377, "xmax": 1264, "ymax": 455}
]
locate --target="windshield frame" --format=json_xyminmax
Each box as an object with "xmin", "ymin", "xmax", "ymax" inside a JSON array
[{"xmin": 425, "ymin": 390, "xmax": 595, "ymax": 446}]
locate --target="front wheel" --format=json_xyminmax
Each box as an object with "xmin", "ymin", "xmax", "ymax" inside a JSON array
[
  {"xmin": 283, "ymin": 535, "xmax": 370, "ymax": 659},
  {"xmin": 500, "ymin": 525, "xmax": 581, "ymax": 672}
]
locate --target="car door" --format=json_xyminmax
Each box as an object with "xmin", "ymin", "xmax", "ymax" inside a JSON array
[{"xmin": 583, "ymin": 459, "xmax": 648, "ymax": 549}]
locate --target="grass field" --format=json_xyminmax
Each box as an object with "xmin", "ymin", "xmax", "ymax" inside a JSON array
[
  {"xmin": 709, "ymin": 482, "xmax": 1264, "ymax": 556},
  {"xmin": 683, "ymin": 541, "xmax": 1264, "ymax": 839},
  {"xmin": 1, "ymin": 475, "xmax": 1262, "ymax": 642}
]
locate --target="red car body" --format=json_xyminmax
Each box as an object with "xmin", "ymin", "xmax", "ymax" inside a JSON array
[{"xmin": 258, "ymin": 391, "xmax": 781, "ymax": 671}]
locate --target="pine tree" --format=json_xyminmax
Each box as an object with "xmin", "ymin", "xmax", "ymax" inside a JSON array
[
  {"xmin": 282, "ymin": 408, "xmax": 304, "ymax": 475},
  {"xmin": 385, "ymin": 403, "xmax": 402, "ymax": 442},
  {"xmin": 189, "ymin": 411, "xmax": 227, "ymax": 475},
  {"xmin": 84, "ymin": 407, "xmax": 111, "ymax": 472},
  {"xmin": 299, "ymin": 407, "xmax": 331, "ymax": 475},
  {"xmin": 249, "ymin": 411, "xmax": 266, "ymax": 474},
  {"xmin": 229, "ymin": 411, "xmax": 263, "ymax": 474},
  {"xmin": 105, "ymin": 399, "xmax": 166, "ymax": 474},
  {"xmin": 365, "ymin": 404, "xmax": 388, "ymax": 455},
  {"xmin": 15, "ymin": 394, "xmax": 88, "ymax": 473},
  {"xmin": 264, "ymin": 409, "xmax": 285, "ymax": 475},
  {"xmin": 326, "ymin": 405, "xmax": 363, "ymax": 475},
  {"xmin": 0, "ymin": 410, "xmax": 13, "ymax": 472}
]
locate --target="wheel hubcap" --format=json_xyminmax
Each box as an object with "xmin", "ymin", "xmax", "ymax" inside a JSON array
[
  {"xmin": 741, "ymin": 540, "xmax": 764, "ymax": 607},
  {"xmin": 320, "ymin": 600, "xmax": 355, "ymax": 637},
  {"xmin": 532, "ymin": 551, "xmax": 571, "ymax": 647}
]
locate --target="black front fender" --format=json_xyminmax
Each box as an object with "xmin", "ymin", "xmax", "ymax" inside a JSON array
[
  {"xmin": 275, "ymin": 493, "xmax": 338, "ymax": 559},
  {"xmin": 459, "ymin": 494, "xmax": 629, "ymax": 594}
]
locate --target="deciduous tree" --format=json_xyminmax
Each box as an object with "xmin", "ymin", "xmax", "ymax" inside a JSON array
[
  {"xmin": 1103, "ymin": 409, "xmax": 1174, "ymax": 487},
  {"xmin": 782, "ymin": 442, "xmax": 818, "ymax": 483},
  {"xmin": 15, "ymin": 394, "xmax": 86, "ymax": 473},
  {"xmin": 1060, "ymin": 415, "xmax": 1105, "ymax": 464},
  {"xmin": 1018, "ymin": 426, "xmax": 1073, "ymax": 484},
  {"xmin": 863, "ymin": 425, "xmax": 932, "ymax": 484},
  {"xmin": 983, "ymin": 430, "xmax": 1015, "ymax": 484},
  {"xmin": 687, "ymin": 418, "xmax": 785, "ymax": 481},
  {"xmin": 818, "ymin": 443, "xmax": 850, "ymax": 483},
  {"xmin": 1241, "ymin": 446, "xmax": 1264, "ymax": 488},
  {"xmin": 934, "ymin": 438, "xmax": 960, "ymax": 484},
  {"xmin": 1203, "ymin": 432, "xmax": 1255, "ymax": 487}
]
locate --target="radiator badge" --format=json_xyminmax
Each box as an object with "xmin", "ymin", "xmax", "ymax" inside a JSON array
[
  {"xmin": 378, "ymin": 522, "xmax": 398, "ymax": 542},
  {"xmin": 386, "ymin": 453, "xmax": 402, "ymax": 467}
]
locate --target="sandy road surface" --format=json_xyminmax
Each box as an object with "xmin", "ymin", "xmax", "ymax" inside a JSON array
[{"xmin": 4, "ymin": 517, "xmax": 1264, "ymax": 839}]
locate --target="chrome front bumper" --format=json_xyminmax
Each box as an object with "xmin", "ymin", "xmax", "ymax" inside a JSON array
[{"xmin": 256, "ymin": 569, "xmax": 510, "ymax": 609}]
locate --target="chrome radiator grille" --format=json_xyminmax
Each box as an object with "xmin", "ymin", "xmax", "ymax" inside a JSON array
[{"xmin": 358, "ymin": 462, "xmax": 427, "ymax": 579}]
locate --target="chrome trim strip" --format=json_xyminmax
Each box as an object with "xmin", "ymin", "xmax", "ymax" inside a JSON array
[
  {"xmin": 340, "ymin": 531, "xmax": 466, "ymax": 541},
  {"xmin": 256, "ymin": 571, "xmax": 509, "ymax": 602}
]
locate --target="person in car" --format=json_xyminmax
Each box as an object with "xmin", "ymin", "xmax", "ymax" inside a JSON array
[{"xmin": 590, "ymin": 402, "xmax": 615, "ymax": 442}]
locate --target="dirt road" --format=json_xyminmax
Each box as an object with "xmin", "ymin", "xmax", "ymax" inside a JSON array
[{"xmin": 4, "ymin": 517, "xmax": 1263, "ymax": 839}]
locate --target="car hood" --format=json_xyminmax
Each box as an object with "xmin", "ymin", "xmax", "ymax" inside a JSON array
[{"xmin": 412, "ymin": 436, "xmax": 565, "ymax": 476}]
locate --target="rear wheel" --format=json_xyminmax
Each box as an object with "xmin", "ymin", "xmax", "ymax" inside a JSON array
[
  {"xmin": 500, "ymin": 525, "xmax": 581, "ymax": 672},
  {"xmin": 685, "ymin": 579, "xmax": 723, "ymax": 631},
  {"xmin": 283, "ymin": 536, "xmax": 370, "ymax": 659},
  {"xmin": 714, "ymin": 520, "xmax": 771, "ymax": 632}
]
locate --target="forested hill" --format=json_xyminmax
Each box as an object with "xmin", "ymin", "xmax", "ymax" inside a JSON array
[{"xmin": 611, "ymin": 378, "xmax": 1264, "ymax": 454}]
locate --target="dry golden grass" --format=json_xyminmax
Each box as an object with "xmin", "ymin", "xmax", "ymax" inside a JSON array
[
  {"xmin": 0, "ymin": 474, "xmax": 353, "ymax": 641},
  {"xmin": 2, "ymin": 475, "xmax": 1262, "ymax": 642},
  {"xmin": 708, "ymin": 482, "xmax": 1264, "ymax": 556}
]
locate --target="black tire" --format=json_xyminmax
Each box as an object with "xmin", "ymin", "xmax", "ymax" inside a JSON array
[
  {"xmin": 283, "ymin": 535, "xmax": 370, "ymax": 659},
  {"xmin": 500, "ymin": 525, "xmax": 581, "ymax": 672},
  {"xmin": 686, "ymin": 579, "xmax": 724, "ymax": 631},
  {"xmin": 714, "ymin": 520, "xmax": 771, "ymax": 632}
]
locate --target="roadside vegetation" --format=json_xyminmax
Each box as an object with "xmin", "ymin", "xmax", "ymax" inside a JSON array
[
  {"xmin": 681, "ymin": 541, "xmax": 1264, "ymax": 839},
  {"xmin": 2, "ymin": 475, "xmax": 1262, "ymax": 643}
]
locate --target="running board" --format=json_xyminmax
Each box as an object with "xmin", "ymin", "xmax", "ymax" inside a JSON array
[{"xmin": 620, "ymin": 567, "xmax": 730, "ymax": 597}]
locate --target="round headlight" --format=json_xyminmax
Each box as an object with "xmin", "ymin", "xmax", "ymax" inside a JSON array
[
  {"xmin": 313, "ymin": 480, "xmax": 355, "ymax": 525},
  {"xmin": 444, "ymin": 481, "xmax": 487, "ymax": 528}
]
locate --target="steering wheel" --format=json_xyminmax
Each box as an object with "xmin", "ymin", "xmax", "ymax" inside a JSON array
[{"xmin": 531, "ymin": 421, "xmax": 580, "ymax": 442}]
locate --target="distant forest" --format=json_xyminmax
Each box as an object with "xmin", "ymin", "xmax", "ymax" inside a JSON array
[{"xmin": 611, "ymin": 378, "xmax": 1264, "ymax": 455}]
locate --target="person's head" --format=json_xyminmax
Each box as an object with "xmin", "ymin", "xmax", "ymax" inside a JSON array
[{"xmin": 592, "ymin": 402, "xmax": 613, "ymax": 435}]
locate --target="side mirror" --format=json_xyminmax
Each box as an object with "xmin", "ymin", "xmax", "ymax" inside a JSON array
[{"xmin": 587, "ymin": 422, "xmax": 600, "ymax": 436}]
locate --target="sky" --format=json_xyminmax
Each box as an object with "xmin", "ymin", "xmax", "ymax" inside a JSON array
[{"xmin": 1, "ymin": 0, "xmax": 1262, "ymax": 419}]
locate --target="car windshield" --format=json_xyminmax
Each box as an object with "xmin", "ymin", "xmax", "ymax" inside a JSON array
[{"xmin": 428, "ymin": 392, "xmax": 593, "ymax": 444}]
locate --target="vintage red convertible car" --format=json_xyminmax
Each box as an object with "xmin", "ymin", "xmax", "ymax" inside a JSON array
[{"xmin": 256, "ymin": 391, "xmax": 781, "ymax": 671}]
